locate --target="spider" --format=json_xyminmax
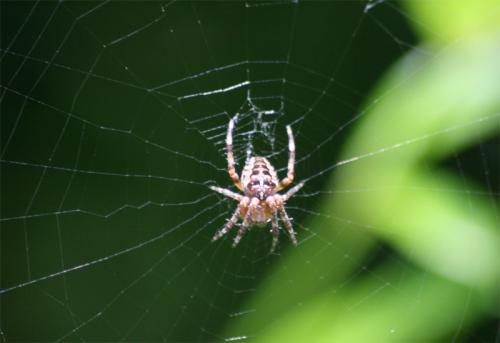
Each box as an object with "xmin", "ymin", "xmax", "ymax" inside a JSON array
[{"xmin": 210, "ymin": 117, "xmax": 304, "ymax": 253}]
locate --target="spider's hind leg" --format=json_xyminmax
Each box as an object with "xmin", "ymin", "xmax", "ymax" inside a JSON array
[
  {"xmin": 277, "ymin": 205, "xmax": 298, "ymax": 246},
  {"xmin": 232, "ymin": 215, "xmax": 251, "ymax": 248},
  {"xmin": 212, "ymin": 207, "xmax": 240, "ymax": 242},
  {"xmin": 232, "ymin": 198, "xmax": 258, "ymax": 248},
  {"xmin": 270, "ymin": 213, "xmax": 280, "ymax": 253}
]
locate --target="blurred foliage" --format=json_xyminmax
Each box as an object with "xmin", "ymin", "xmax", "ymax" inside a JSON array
[{"xmin": 228, "ymin": 1, "xmax": 500, "ymax": 341}]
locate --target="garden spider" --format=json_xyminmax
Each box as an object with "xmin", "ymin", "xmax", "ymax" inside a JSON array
[{"xmin": 210, "ymin": 117, "xmax": 304, "ymax": 253}]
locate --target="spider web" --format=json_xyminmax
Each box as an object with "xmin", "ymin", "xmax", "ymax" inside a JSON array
[{"xmin": 1, "ymin": 1, "xmax": 499, "ymax": 341}]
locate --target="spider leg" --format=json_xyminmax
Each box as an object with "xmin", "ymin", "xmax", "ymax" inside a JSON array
[
  {"xmin": 210, "ymin": 186, "xmax": 242, "ymax": 201},
  {"xmin": 277, "ymin": 201, "xmax": 298, "ymax": 246},
  {"xmin": 232, "ymin": 214, "xmax": 251, "ymax": 248},
  {"xmin": 212, "ymin": 207, "xmax": 241, "ymax": 242},
  {"xmin": 232, "ymin": 198, "xmax": 258, "ymax": 248},
  {"xmin": 265, "ymin": 196, "xmax": 280, "ymax": 253},
  {"xmin": 227, "ymin": 118, "xmax": 243, "ymax": 191},
  {"xmin": 270, "ymin": 213, "xmax": 280, "ymax": 253},
  {"xmin": 278, "ymin": 125, "xmax": 295, "ymax": 190},
  {"xmin": 283, "ymin": 181, "xmax": 304, "ymax": 201}
]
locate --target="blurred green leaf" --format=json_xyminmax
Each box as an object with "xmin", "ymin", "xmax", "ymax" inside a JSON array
[{"xmin": 229, "ymin": 1, "xmax": 500, "ymax": 341}]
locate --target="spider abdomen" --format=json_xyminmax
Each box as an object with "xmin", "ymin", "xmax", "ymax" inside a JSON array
[{"xmin": 248, "ymin": 204, "xmax": 272, "ymax": 224}]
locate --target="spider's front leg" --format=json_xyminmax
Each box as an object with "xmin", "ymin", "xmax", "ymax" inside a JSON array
[
  {"xmin": 283, "ymin": 181, "xmax": 305, "ymax": 201},
  {"xmin": 227, "ymin": 118, "xmax": 243, "ymax": 191},
  {"xmin": 278, "ymin": 125, "xmax": 296, "ymax": 191}
]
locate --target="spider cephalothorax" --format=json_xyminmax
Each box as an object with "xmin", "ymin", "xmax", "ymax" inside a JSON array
[{"xmin": 210, "ymin": 118, "xmax": 304, "ymax": 252}]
